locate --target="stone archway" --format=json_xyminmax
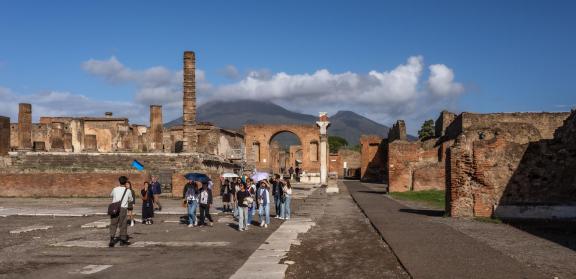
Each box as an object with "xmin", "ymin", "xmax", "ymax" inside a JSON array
[{"xmin": 243, "ymin": 124, "xmax": 321, "ymax": 174}]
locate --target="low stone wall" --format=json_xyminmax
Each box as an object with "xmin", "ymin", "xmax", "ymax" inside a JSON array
[{"xmin": 0, "ymin": 152, "xmax": 240, "ymax": 197}]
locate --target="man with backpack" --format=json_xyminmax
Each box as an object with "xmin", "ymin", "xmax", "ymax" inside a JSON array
[
  {"xmin": 109, "ymin": 176, "xmax": 134, "ymax": 247},
  {"xmin": 198, "ymin": 183, "xmax": 214, "ymax": 226},
  {"xmin": 272, "ymin": 175, "xmax": 282, "ymax": 218}
]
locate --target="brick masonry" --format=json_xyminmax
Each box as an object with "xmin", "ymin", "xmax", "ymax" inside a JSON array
[
  {"xmin": 360, "ymin": 135, "xmax": 386, "ymax": 182},
  {"xmin": 0, "ymin": 116, "xmax": 9, "ymax": 156}
]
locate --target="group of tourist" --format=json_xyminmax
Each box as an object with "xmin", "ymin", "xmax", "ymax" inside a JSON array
[
  {"xmin": 222, "ymin": 174, "xmax": 292, "ymax": 231},
  {"xmin": 108, "ymin": 175, "xmax": 162, "ymax": 247},
  {"xmin": 108, "ymin": 173, "xmax": 293, "ymax": 247}
]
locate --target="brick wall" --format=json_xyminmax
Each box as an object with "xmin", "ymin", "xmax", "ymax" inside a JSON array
[
  {"xmin": 0, "ymin": 152, "xmax": 238, "ymax": 197},
  {"xmin": 360, "ymin": 135, "xmax": 386, "ymax": 182},
  {"xmin": 447, "ymin": 111, "xmax": 576, "ymax": 217}
]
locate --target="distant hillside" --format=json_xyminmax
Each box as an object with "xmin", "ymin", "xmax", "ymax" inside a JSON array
[{"xmin": 166, "ymin": 100, "xmax": 414, "ymax": 145}]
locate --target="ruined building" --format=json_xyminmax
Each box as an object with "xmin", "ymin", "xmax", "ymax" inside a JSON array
[
  {"xmin": 0, "ymin": 51, "xmax": 243, "ymax": 197},
  {"xmin": 361, "ymin": 109, "xmax": 574, "ymax": 219}
]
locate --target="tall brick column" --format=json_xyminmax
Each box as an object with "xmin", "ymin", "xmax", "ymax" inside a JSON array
[
  {"xmin": 149, "ymin": 105, "xmax": 163, "ymax": 152},
  {"xmin": 0, "ymin": 116, "xmax": 10, "ymax": 155},
  {"xmin": 182, "ymin": 51, "xmax": 197, "ymax": 153},
  {"xmin": 17, "ymin": 103, "xmax": 32, "ymax": 150}
]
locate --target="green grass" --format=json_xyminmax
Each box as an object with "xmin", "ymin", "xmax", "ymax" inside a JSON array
[{"xmin": 389, "ymin": 190, "xmax": 445, "ymax": 209}]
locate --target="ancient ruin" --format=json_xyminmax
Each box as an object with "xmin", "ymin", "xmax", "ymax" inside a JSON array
[
  {"xmin": 0, "ymin": 51, "xmax": 242, "ymax": 197},
  {"xmin": 361, "ymin": 109, "xmax": 575, "ymax": 218}
]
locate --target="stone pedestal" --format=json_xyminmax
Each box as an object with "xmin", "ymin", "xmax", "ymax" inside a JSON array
[{"xmin": 317, "ymin": 112, "xmax": 338, "ymax": 192}]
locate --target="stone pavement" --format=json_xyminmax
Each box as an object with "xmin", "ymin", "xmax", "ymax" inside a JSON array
[
  {"xmin": 284, "ymin": 183, "xmax": 409, "ymax": 278},
  {"xmin": 345, "ymin": 180, "xmax": 545, "ymax": 279},
  {"xmin": 0, "ymin": 183, "xmax": 321, "ymax": 279}
]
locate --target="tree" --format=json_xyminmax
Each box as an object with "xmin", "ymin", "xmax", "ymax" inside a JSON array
[
  {"xmin": 328, "ymin": 136, "xmax": 349, "ymax": 153},
  {"xmin": 418, "ymin": 119, "xmax": 435, "ymax": 140}
]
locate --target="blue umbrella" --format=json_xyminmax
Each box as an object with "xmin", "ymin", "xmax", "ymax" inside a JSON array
[{"xmin": 184, "ymin": 173, "xmax": 210, "ymax": 183}]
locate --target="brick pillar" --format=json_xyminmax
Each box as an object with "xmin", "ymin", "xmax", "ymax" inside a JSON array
[
  {"xmin": 84, "ymin": 135, "xmax": 97, "ymax": 152},
  {"xmin": 149, "ymin": 105, "xmax": 163, "ymax": 152},
  {"xmin": 50, "ymin": 122, "xmax": 65, "ymax": 151},
  {"xmin": 182, "ymin": 51, "xmax": 197, "ymax": 153},
  {"xmin": 0, "ymin": 116, "xmax": 10, "ymax": 155},
  {"xmin": 17, "ymin": 103, "xmax": 32, "ymax": 150}
]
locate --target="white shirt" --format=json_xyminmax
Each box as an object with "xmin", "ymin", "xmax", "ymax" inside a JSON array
[{"xmin": 110, "ymin": 186, "xmax": 134, "ymax": 208}]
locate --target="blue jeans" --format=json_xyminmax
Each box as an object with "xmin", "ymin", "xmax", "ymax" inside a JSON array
[
  {"xmin": 259, "ymin": 203, "xmax": 270, "ymax": 225},
  {"xmin": 274, "ymin": 195, "xmax": 281, "ymax": 216},
  {"xmin": 187, "ymin": 201, "xmax": 198, "ymax": 225},
  {"xmin": 281, "ymin": 195, "xmax": 291, "ymax": 219},
  {"xmin": 247, "ymin": 205, "xmax": 254, "ymax": 225},
  {"xmin": 238, "ymin": 206, "xmax": 248, "ymax": 230}
]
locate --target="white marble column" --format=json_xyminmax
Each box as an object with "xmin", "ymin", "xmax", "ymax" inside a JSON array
[{"xmin": 316, "ymin": 113, "xmax": 331, "ymax": 188}]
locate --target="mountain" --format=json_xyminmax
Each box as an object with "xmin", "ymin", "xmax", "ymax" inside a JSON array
[{"xmin": 166, "ymin": 100, "xmax": 411, "ymax": 145}]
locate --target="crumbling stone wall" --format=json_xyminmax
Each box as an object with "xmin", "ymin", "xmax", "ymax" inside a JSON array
[
  {"xmin": 387, "ymin": 139, "xmax": 445, "ymax": 192},
  {"xmin": 447, "ymin": 111, "xmax": 573, "ymax": 217},
  {"xmin": 360, "ymin": 135, "xmax": 386, "ymax": 182}
]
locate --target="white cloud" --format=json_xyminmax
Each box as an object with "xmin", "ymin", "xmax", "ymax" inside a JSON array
[
  {"xmin": 427, "ymin": 64, "xmax": 464, "ymax": 96},
  {"xmin": 203, "ymin": 56, "xmax": 464, "ymax": 128}
]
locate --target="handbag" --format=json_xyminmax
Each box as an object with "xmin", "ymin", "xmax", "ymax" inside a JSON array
[{"xmin": 108, "ymin": 188, "xmax": 128, "ymax": 217}]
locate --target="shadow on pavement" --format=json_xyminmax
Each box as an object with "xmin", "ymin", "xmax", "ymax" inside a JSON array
[
  {"xmin": 505, "ymin": 219, "xmax": 576, "ymax": 252},
  {"xmin": 356, "ymin": 190, "xmax": 387, "ymax": 195},
  {"xmin": 399, "ymin": 208, "xmax": 445, "ymax": 217}
]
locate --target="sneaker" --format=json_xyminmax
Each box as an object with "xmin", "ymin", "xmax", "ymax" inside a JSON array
[
  {"xmin": 119, "ymin": 240, "xmax": 131, "ymax": 246},
  {"xmin": 264, "ymin": 224, "xmax": 268, "ymax": 228},
  {"xmin": 188, "ymin": 224, "xmax": 194, "ymax": 228},
  {"xmin": 260, "ymin": 222, "xmax": 264, "ymax": 227},
  {"xmin": 194, "ymin": 221, "xmax": 198, "ymax": 226},
  {"xmin": 158, "ymin": 206, "xmax": 162, "ymax": 211},
  {"xmin": 209, "ymin": 222, "xmax": 213, "ymax": 227},
  {"xmin": 108, "ymin": 237, "xmax": 116, "ymax": 248},
  {"xmin": 130, "ymin": 220, "xmax": 135, "ymax": 227},
  {"xmin": 238, "ymin": 228, "xmax": 244, "ymax": 231}
]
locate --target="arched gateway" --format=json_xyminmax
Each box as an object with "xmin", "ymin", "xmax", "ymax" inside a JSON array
[
  {"xmin": 243, "ymin": 113, "xmax": 331, "ymax": 185},
  {"xmin": 244, "ymin": 124, "xmax": 321, "ymax": 173}
]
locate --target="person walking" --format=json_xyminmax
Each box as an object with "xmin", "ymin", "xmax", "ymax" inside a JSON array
[
  {"xmin": 272, "ymin": 175, "xmax": 282, "ymax": 218},
  {"xmin": 247, "ymin": 179, "xmax": 256, "ymax": 226},
  {"xmin": 236, "ymin": 183, "xmax": 251, "ymax": 231},
  {"xmin": 221, "ymin": 179, "xmax": 233, "ymax": 212},
  {"xmin": 126, "ymin": 181, "xmax": 136, "ymax": 227},
  {"xmin": 183, "ymin": 180, "xmax": 199, "ymax": 227},
  {"xmin": 233, "ymin": 178, "xmax": 241, "ymax": 220},
  {"xmin": 151, "ymin": 176, "xmax": 162, "ymax": 211},
  {"xmin": 141, "ymin": 181, "xmax": 155, "ymax": 225},
  {"xmin": 258, "ymin": 180, "xmax": 271, "ymax": 228},
  {"xmin": 198, "ymin": 183, "xmax": 214, "ymax": 226},
  {"xmin": 280, "ymin": 179, "xmax": 292, "ymax": 220},
  {"xmin": 109, "ymin": 176, "xmax": 134, "ymax": 247}
]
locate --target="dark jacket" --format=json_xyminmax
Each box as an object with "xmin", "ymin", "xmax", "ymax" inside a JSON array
[
  {"xmin": 236, "ymin": 190, "xmax": 250, "ymax": 207},
  {"xmin": 183, "ymin": 182, "xmax": 195, "ymax": 199}
]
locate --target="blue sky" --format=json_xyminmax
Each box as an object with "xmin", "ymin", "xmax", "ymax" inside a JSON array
[{"xmin": 1, "ymin": 0, "xmax": 575, "ymax": 133}]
